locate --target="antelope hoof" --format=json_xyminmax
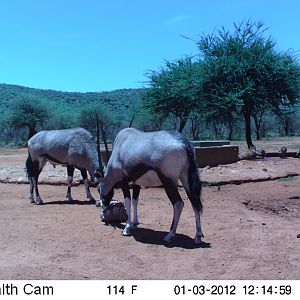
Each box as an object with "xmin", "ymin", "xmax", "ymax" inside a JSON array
[
  {"xmin": 29, "ymin": 196, "xmax": 35, "ymax": 203},
  {"xmin": 67, "ymin": 197, "xmax": 73, "ymax": 204},
  {"xmin": 66, "ymin": 194, "xmax": 73, "ymax": 203},
  {"xmin": 122, "ymin": 226, "xmax": 131, "ymax": 236},
  {"xmin": 194, "ymin": 235, "xmax": 202, "ymax": 245},
  {"xmin": 132, "ymin": 221, "xmax": 139, "ymax": 228},
  {"xmin": 164, "ymin": 232, "xmax": 175, "ymax": 243},
  {"xmin": 96, "ymin": 200, "xmax": 103, "ymax": 208},
  {"xmin": 88, "ymin": 197, "xmax": 96, "ymax": 204},
  {"xmin": 35, "ymin": 197, "xmax": 43, "ymax": 205}
]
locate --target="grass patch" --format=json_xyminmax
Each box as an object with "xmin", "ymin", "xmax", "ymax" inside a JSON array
[{"xmin": 276, "ymin": 176, "xmax": 296, "ymax": 182}]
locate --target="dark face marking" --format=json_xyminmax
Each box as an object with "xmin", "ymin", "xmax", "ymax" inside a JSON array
[
  {"xmin": 101, "ymin": 188, "xmax": 114, "ymax": 206},
  {"xmin": 100, "ymin": 164, "xmax": 152, "ymax": 206}
]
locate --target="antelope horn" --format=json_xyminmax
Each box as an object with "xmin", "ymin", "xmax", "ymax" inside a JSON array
[
  {"xmin": 101, "ymin": 125, "xmax": 110, "ymax": 165},
  {"xmin": 95, "ymin": 112, "xmax": 104, "ymax": 176},
  {"xmin": 129, "ymin": 114, "xmax": 135, "ymax": 128}
]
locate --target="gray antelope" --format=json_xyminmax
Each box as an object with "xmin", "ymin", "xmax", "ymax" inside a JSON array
[
  {"xmin": 26, "ymin": 128, "xmax": 103, "ymax": 205},
  {"xmin": 100, "ymin": 128, "xmax": 204, "ymax": 244}
]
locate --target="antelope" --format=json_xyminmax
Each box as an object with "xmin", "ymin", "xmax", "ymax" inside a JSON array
[
  {"xmin": 100, "ymin": 128, "xmax": 204, "ymax": 244},
  {"xmin": 26, "ymin": 128, "xmax": 103, "ymax": 205}
]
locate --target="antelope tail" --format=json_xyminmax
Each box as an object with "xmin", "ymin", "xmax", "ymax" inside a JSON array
[
  {"xmin": 26, "ymin": 151, "xmax": 33, "ymax": 178},
  {"xmin": 186, "ymin": 141, "xmax": 203, "ymax": 213}
]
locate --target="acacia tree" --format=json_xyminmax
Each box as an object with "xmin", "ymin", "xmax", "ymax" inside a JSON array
[
  {"xmin": 7, "ymin": 96, "xmax": 49, "ymax": 140},
  {"xmin": 144, "ymin": 57, "xmax": 200, "ymax": 132},
  {"xmin": 197, "ymin": 20, "xmax": 300, "ymax": 148}
]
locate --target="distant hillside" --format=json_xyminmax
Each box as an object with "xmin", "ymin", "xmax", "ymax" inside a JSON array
[
  {"xmin": 0, "ymin": 83, "xmax": 145, "ymax": 117},
  {"xmin": 0, "ymin": 83, "xmax": 149, "ymax": 145}
]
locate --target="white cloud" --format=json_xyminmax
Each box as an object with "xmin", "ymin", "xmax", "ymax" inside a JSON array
[{"xmin": 165, "ymin": 15, "xmax": 193, "ymax": 26}]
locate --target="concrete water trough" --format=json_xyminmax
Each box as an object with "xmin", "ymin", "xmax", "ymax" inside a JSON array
[
  {"xmin": 192, "ymin": 140, "xmax": 239, "ymax": 167},
  {"xmin": 99, "ymin": 140, "xmax": 239, "ymax": 169},
  {"xmin": 191, "ymin": 140, "xmax": 231, "ymax": 147},
  {"xmin": 194, "ymin": 145, "xmax": 239, "ymax": 167}
]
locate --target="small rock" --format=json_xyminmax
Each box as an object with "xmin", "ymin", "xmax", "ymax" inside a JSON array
[
  {"xmin": 262, "ymin": 168, "xmax": 267, "ymax": 172},
  {"xmin": 289, "ymin": 196, "xmax": 300, "ymax": 200},
  {"xmin": 297, "ymin": 234, "xmax": 300, "ymax": 238},
  {"xmin": 262, "ymin": 222, "xmax": 266, "ymax": 225}
]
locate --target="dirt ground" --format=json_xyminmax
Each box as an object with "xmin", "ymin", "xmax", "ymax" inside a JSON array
[{"xmin": 0, "ymin": 139, "xmax": 299, "ymax": 280}]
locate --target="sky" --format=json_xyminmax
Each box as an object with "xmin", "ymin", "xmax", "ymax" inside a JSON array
[{"xmin": 0, "ymin": 0, "xmax": 299, "ymax": 92}]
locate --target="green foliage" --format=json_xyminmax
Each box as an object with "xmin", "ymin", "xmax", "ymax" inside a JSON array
[
  {"xmin": 142, "ymin": 20, "xmax": 300, "ymax": 143},
  {"xmin": 144, "ymin": 56, "xmax": 201, "ymax": 132},
  {"xmin": 1, "ymin": 20, "xmax": 300, "ymax": 147},
  {"xmin": 0, "ymin": 83, "xmax": 144, "ymax": 144},
  {"xmin": 77, "ymin": 104, "xmax": 113, "ymax": 138},
  {"xmin": 7, "ymin": 96, "xmax": 49, "ymax": 130},
  {"xmin": 45, "ymin": 110, "xmax": 77, "ymax": 130},
  {"xmin": 197, "ymin": 20, "xmax": 300, "ymax": 147},
  {"xmin": 0, "ymin": 83, "xmax": 143, "ymax": 120}
]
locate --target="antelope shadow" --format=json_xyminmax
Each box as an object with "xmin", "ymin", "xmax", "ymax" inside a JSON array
[
  {"xmin": 132, "ymin": 227, "xmax": 211, "ymax": 249},
  {"xmin": 102, "ymin": 223, "xmax": 211, "ymax": 249},
  {"xmin": 43, "ymin": 199, "xmax": 96, "ymax": 205}
]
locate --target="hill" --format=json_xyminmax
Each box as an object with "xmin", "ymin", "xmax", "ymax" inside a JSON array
[
  {"xmin": 0, "ymin": 83, "xmax": 146, "ymax": 144},
  {"xmin": 0, "ymin": 83, "xmax": 144, "ymax": 117}
]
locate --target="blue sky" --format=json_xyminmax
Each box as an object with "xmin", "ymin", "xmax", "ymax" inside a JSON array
[{"xmin": 0, "ymin": 0, "xmax": 299, "ymax": 92}]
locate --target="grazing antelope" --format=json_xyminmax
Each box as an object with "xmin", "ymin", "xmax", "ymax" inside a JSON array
[
  {"xmin": 26, "ymin": 128, "xmax": 103, "ymax": 205},
  {"xmin": 100, "ymin": 128, "xmax": 204, "ymax": 244}
]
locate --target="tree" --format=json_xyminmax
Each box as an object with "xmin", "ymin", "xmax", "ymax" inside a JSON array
[
  {"xmin": 276, "ymin": 109, "xmax": 297, "ymax": 136},
  {"xmin": 134, "ymin": 108, "xmax": 165, "ymax": 132},
  {"xmin": 78, "ymin": 104, "xmax": 114, "ymax": 164},
  {"xmin": 188, "ymin": 112, "xmax": 204, "ymax": 140},
  {"xmin": 7, "ymin": 95, "xmax": 49, "ymax": 140},
  {"xmin": 197, "ymin": 20, "xmax": 300, "ymax": 148},
  {"xmin": 252, "ymin": 106, "xmax": 267, "ymax": 140},
  {"xmin": 144, "ymin": 57, "xmax": 200, "ymax": 132}
]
